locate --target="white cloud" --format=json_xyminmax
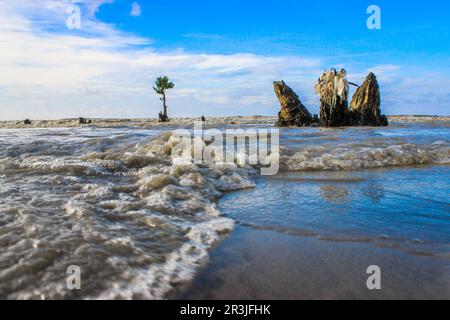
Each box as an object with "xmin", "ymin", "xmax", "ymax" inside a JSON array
[
  {"xmin": 0, "ymin": 1, "xmax": 325, "ymax": 120},
  {"xmin": 130, "ymin": 2, "xmax": 141, "ymax": 17},
  {"xmin": 0, "ymin": 1, "xmax": 449, "ymax": 120},
  {"xmin": 82, "ymin": 0, "xmax": 114, "ymax": 16}
]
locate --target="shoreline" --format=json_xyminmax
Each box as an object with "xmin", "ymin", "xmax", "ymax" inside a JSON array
[
  {"xmin": 0, "ymin": 118, "xmax": 448, "ymax": 299},
  {"xmin": 0, "ymin": 115, "xmax": 449, "ymax": 129},
  {"xmin": 180, "ymin": 166, "xmax": 450, "ymax": 300},
  {"xmin": 180, "ymin": 225, "xmax": 450, "ymax": 300}
]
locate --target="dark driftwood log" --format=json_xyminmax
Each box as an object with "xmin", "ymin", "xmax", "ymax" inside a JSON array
[
  {"xmin": 315, "ymin": 69, "xmax": 350, "ymax": 127},
  {"xmin": 349, "ymin": 73, "xmax": 388, "ymax": 126},
  {"xmin": 319, "ymin": 98, "xmax": 350, "ymax": 127},
  {"xmin": 273, "ymin": 81, "xmax": 318, "ymax": 127},
  {"xmin": 79, "ymin": 117, "xmax": 91, "ymax": 124},
  {"xmin": 272, "ymin": 71, "xmax": 388, "ymax": 128}
]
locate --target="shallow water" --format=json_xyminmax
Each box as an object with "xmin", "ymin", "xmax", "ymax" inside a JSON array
[
  {"xmin": 221, "ymin": 166, "xmax": 450, "ymax": 258},
  {"xmin": 0, "ymin": 123, "xmax": 449, "ymax": 299}
]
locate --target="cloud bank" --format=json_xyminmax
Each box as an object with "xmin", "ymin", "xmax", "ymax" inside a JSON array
[{"xmin": 0, "ymin": 0, "xmax": 448, "ymax": 120}]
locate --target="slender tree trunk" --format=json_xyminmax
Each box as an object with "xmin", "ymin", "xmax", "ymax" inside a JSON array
[{"xmin": 163, "ymin": 94, "xmax": 167, "ymax": 118}]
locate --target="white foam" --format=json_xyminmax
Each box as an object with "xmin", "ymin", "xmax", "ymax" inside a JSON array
[
  {"xmin": 287, "ymin": 141, "xmax": 450, "ymax": 171},
  {"xmin": 95, "ymin": 216, "xmax": 234, "ymax": 300}
]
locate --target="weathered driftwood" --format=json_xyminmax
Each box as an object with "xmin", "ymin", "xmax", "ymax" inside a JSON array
[
  {"xmin": 79, "ymin": 117, "xmax": 92, "ymax": 125},
  {"xmin": 315, "ymin": 68, "xmax": 350, "ymax": 127},
  {"xmin": 349, "ymin": 72, "xmax": 388, "ymax": 126},
  {"xmin": 274, "ymin": 69, "xmax": 388, "ymax": 128},
  {"xmin": 273, "ymin": 81, "xmax": 318, "ymax": 127}
]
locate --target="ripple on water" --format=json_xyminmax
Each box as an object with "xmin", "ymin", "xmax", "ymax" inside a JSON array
[{"xmin": 0, "ymin": 123, "xmax": 449, "ymax": 299}]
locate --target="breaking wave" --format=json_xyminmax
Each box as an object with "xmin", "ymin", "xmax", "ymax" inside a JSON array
[
  {"xmin": 0, "ymin": 131, "xmax": 255, "ymax": 299},
  {"xmin": 0, "ymin": 124, "xmax": 449, "ymax": 299},
  {"xmin": 284, "ymin": 140, "xmax": 450, "ymax": 171}
]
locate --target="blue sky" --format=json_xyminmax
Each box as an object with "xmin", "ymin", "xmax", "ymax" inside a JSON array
[
  {"xmin": 99, "ymin": 1, "xmax": 450, "ymax": 57},
  {"xmin": 0, "ymin": 0, "xmax": 449, "ymax": 120}
]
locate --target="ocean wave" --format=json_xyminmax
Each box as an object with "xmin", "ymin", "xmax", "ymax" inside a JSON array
[
  {"xmin": 285, "ymin": 140, "xmax": 450, "ymax": 171},
  {"xmin": 76, "ymin": 132, "xmax": 254, "ymax": 299},
  {"xmin": 0, "ymin": 156, "xmax": 112, "ymax": 175},
  {"xmin": 0, "ymin": 131, "xmax": 257, "ymax": 299},
  {"xmin": 95, "ymin": 216, "xmax": 234, "ymax": 300},
  {"xmin": 1, "ymin": 127, "xmax": 449, "ymax": 299}
]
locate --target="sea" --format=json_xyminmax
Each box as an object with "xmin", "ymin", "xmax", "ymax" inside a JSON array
[{"xmin": 0, "ymin": 121, "xmax": 449, "ymax": 299}]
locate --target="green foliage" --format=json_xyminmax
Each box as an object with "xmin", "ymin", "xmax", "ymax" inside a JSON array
[
  {"xmin": 153, "ymin": 76, "xmax": 174, "ymax": 97},
  {"xmin": 153, "ymin": 76, "xmax": 174, "ymax": 121}
]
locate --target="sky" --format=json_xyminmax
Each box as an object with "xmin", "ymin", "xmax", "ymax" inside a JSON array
[{"xmin": 0, "ymin": 0, "xmax": 449, "ymax": 120}]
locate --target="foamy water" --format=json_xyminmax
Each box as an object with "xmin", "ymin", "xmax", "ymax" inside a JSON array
[{"xmin": 0, "ymin": 122, "xmax": 449, "ymax": 299}]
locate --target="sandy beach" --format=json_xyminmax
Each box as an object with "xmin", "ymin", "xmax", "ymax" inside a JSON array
[
  {"xmin": 0, "ymin": 116, "xmax": 275, "ymax": 129},
  {"xmin": 178, "ymin": 164, "xmax": 450, "ymax": 300},
  {"xmin": 180, "ymin": 224, "xmax": 450, "ymax": 300},
  {"xmin": 1, "ymin": 115, "xmax": 449, "ymax": 129}
]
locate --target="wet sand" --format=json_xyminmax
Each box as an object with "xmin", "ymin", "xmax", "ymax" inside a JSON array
[
  {"xmin": 179, "ymin": 166, "xmax": 450, "ymax": 300},
  {"xmin": 0, "ymin": 115, "xmax": 449, "ymax": 129},
  {"xmin": 180, "ymin": 225, "xmax": 450, "ymax": 300}
]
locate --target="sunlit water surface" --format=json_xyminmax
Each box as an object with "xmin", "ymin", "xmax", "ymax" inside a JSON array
[{"xmin": 0, "ymin": 122, "xmax": 449, "ymax": 299}]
